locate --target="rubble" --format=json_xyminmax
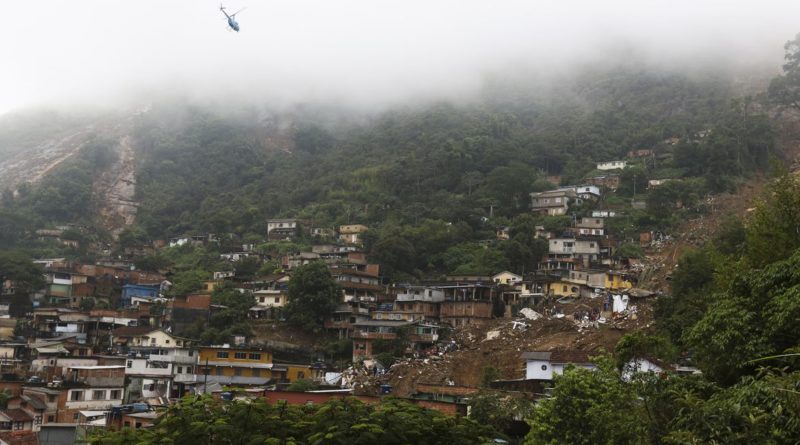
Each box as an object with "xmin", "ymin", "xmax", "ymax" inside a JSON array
[{"xmin": 519, "ymin": 308, "xmax": 542, "ymax": 320}]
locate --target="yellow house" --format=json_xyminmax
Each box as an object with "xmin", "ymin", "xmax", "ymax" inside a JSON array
[
  {"xmin": 198, "ymin": 346, "xmax": 273, "ymax": 384},
  {"xmin": 547, "ymin": 280, "xmax": 581, "ymax": 297},
  {"xmin": 202, "ymin": 280, "xmax": 221, "ymax": 293},
  {"xmin": 272, "ymin": 363, "xmax": 316, "ymax": 382},
  {"xmin": 492, "ymin": 271, "xmax": 523, "ymax": 286},
  {"xmin": 604, "ymin": 272, "xmax": 633, "ymax": 291},
  {"xmin": 339, "ymin": 224, "xmax": 369, "ymax": 245},
  {"xmin": 197, "ymin": 346, "xmax": 318, "ymax": 385}
]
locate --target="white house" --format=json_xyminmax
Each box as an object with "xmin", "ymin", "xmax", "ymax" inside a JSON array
[
  {"xmin": 575, "ymin": 185, "xmax": 601, "ymax": 200},
  {"xmin": 395, "ymin": 286, "xmax": 445, "ymax": 303},
  {"xmin": 253, "ymin": 289, "xmax": 288, "ymax": 308},
  {"xmin": 492, "ymin": 271, "xmax": 523, "ymax": 286},
  {"xmin": 621, "ymin": 357, "xmax": 674, "ymax": 381},
  {"xmin": 597, "ymin": 161, "xmax": 627, "ymax": 171},
  {"xmin": 521, "ymin": 350, "xmax": 596, "ymax": 380}
]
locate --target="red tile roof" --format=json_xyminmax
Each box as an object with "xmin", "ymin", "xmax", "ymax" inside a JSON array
[{"xmin": 1, "ymin": 408, "xmax": 33, "ymax": 422}]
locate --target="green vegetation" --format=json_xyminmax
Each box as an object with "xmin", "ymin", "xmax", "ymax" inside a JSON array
[
  {"xmin": 284, "ymin": 261, "xmax": 341, "ymax": 333},
  {"xmin": 0, "ymin": 250, "xmax": 45, "ymax": 294},
  {"xmin": 525, "ymin": 358, "xmax": 800, "ymax": 445},
  {"xmin": 769, "ymin": 32, "xmax": 800, "ymax": 110},
  {"xmin": 0, "ymin": 60, "xmax": 780, "ymax": 279},
  {"xmin": 91, "ymin": 395, "xmax": 500, "ymax": 445},
  {"xmin": 524, "ymin": 168, "xmax": 800, "ymax": 444}
]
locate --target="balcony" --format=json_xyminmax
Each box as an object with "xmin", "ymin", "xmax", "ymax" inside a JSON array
[
  {"xmin": 173, "ymin": 374, "xmax": 197, "ymax": 383},
  {"xmin": 352, "ymin": 331, "xmax": 397, "ymax": 340},
  {"xmin": 396, "ymin": 293, "xmax": 444, "ymax": 303},
  {"xmin": 148, "ymin": 354, "xmax": 198, "ymax": 365}
]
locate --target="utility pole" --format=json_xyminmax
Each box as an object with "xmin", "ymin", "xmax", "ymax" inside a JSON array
[{"xmin": 203, "ymin": 358, "xmax": 209, "ymax": 394}]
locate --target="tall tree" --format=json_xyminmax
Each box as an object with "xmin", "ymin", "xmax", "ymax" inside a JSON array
[
  {"xmin": 745, "ymin": 171, "xmax": 800, "ymax": 267},
  {"xmin": 284, "ymin": 261, "xmax": 341, "ymax": 332},
  {"xmin": 0, "ymin": 251, "xmax": 44, "ymax": 294},
  {"xmin": 768, "ymin": 32, "xmax": 800, "ymax": 110}
]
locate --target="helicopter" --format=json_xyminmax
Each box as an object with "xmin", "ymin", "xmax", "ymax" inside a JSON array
[{"xmin": 219, "ymin": 4, "xmax": 245, "ymax": 32}]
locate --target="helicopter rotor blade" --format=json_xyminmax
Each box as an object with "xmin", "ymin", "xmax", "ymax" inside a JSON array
[{"xmin": 230, "ymin": 7, "xmax": 246, "ymax": 17}]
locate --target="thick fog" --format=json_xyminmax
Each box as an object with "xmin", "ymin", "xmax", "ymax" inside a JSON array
[{"xmin": 2, "ymin": 0, "xmax": 799, "ymax": 114}]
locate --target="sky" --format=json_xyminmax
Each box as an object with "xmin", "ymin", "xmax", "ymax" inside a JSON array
[{"xmin": 1, "ymin": 0, "xmax": 800, "ymax": 114}]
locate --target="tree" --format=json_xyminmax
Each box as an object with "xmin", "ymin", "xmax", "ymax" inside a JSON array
[
  {"xmin": 614, "ymin": 332, "xmax": 676, "ymax": 371},
  {"xmin": 655, "ymin": 248, "xmax": 716, "ymax": 346},
  {"xmin": 683, "ymin": 249, "xmax": 800, "ymax": 384},
  {"xmin": 91, "ymin": 395, "xmax": 500, "ymax": 445},
  {"xmin": 468, "ymin": 391, "xmax": 531, "ymax": 439},
  {"xmin": 745, "ymin": 170, "xmax": 800, "ymax": 267},
  {"xmin": 233, "ymin": 256, "xmax": 262, "ymax": 280},
  {"xmin": 0, "ymin": 250, "xmax": 44, "ymax": 294},
  {"xmin": 768, "ymin": 32, "xmax": 800, "ymax": 110},
  {"xmin": 618, "ymin": 166, "xmax": 648, "ymax": 197},
  {"xmin": 614, "ymin": 243, "xmax": 644, "ymax": 260},
  {"xmin": 525, "ymin": 357, "xmax": 647, "ymax": 445},
  {"xmin": 284, "ymin": 261, "xmax": 341, "ymax": 333}
]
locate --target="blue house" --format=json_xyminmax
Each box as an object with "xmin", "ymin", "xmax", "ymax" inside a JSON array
[{"xmin": 120, "ymin": 284, "xmax": 160, "ymax": 307}]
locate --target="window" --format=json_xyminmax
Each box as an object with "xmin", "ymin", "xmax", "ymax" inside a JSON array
[
  {"xmin": 34, "ymin": 416, "xmax": 41, "ymax": 425},
  {"xmin": 186, "ymin": 366, "xmax": 192, "ymax": 373},
  {"xmin": 234, "ymin": 352, "xmax": 247, "ymax": 359},
  {"xmin": 259, "ymin": 297, "xmax": 265, "ymax": 303},
  {"xmin": 47, "ymin": 415, "xmax": 55, "ymax": 423},
  {"xmin": 127, "ymin": 360, "xmax": 133, "ymax": 368},
  {"xmin": 70, "ymin": 391, "xmax": 84, "ymax": 401},
  {"xmin": 562, "ymin": 286, "xmax": 567, "ymax": 292},
  {"xmin": 249, "ymin": 353, "xmax": 261, "ymax": 360},
  {"xmin": 92, "ymin": 390, "xmax": 106, "ymax": 400},
  {"xmin": 297, "ymin": 371, "xmax": 305, "ymax": 379},
  {"xmin": 110, "ymin": 390, "xmax": 121, "ymax": 400},
  {"xmin": 165, "ymin": 339, "xmax": 170, "ymax": 344},
  {"xmin": 541, "ymin": 364, "xmax": 548, "ymax": 371},
  {"xmin": 189, "ymin": 350, "xmax": 194, "ymax": 356},
  {"xmin": 47, "ymin": 395, "xmax": 56, "ymax": 403},
  {"xmin": 177, "ymin": 366, "xmax": 183, "ymax": 374},
  {"xmin": 13, "ymin": 421, "xmax": 22, "ymax": 430},
  {"xmin": 216, "ymin": 352, "xmax": 229, "ymax": 359},
  {"xmin": 252, "ymin": 369, "xmax": 260, "ymax": 377},
  {"xmin": 274, "ymin": 297, "xmax": 280, "ymax": 303},
  {"xmin": 73, "ymin": 413, "xmax": 80, "ymax": 421},
  {"xmin": 234, "ymin": 368, "xmax": 242, "ymax": 376},
  {"xmin": 216, "ymin": 368, "xmax": 224, "ymax": 376}
]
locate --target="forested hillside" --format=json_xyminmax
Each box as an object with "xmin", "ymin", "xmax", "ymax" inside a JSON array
[{"xmin": 0, "ymin": 61, "xmax": 778, "ymax": 278}]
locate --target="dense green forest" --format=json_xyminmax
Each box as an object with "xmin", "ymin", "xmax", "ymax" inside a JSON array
[{"xmin": 0, "ymin": 59, "xmax": 780, "ymax": 279}]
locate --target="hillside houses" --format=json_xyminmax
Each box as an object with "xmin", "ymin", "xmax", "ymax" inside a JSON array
[{"xmin": 0, "ymin": 201, "xmax": 653, "ymax": 438}]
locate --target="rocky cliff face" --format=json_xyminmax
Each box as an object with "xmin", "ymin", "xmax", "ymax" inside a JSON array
[
  {"xmin": 0, "ymin": 113, "xmax": 140, "ymax": 238},
  {"xmin": 93, "ymin": 134, "xmax": 138, "ymax": 238}
]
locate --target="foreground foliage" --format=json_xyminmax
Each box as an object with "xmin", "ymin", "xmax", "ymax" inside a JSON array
[
  {"xmin": 91, "ymin": 396, "xmax": 500, "ymax": 445},
  {"xmin": 525, "ymin": 360, "xmax": 800, "ymax": 445}
]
